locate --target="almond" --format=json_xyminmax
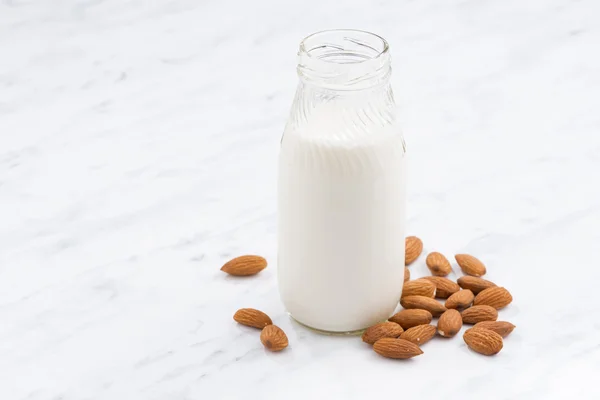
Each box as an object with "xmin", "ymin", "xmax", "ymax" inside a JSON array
[
  {"xmin": 400, "ymin": 324, "xmax": 436, "ymax": 345},
  {"xmin": 405, "ymin": 236, "xmax": 423, "ymax": 265},
  {"xmin": 461, "ymin": 305, "xmax": 498, "ymax": 324},
  {"xmin": 426, "ymin": 252, "xmax": 452, "ymax": 276},
  {"xmin": 445, "ymin": 289, "xmax": 474, "ymax": 309},
  {"xmin": 422, "ymin": 276, "xmax": 460, "ymax": 298},
  {"xmin": 455, "ymin": 254, "xmax": 486, "ymax": 277},
  {"xmin": 463, "ymin": 327, "xmax": 503, "ymax": 355},
  {"xmin": 473, "ymin": 321, "xmax": 516, "ymax": 338},
  {"xmin": 474, "ymin": 287, "xmax": 513, "ymax": 310},
  {"xmin": 221, "ymin": 255, "xmax": 267, "ymax": 276},
  {"xmin": 400, "ymin": 295, "xmax": 447, "ymax": 317},
  {"xmin": 388, "ymin": 309, "xmax": 433, "ymax": 330},
  {"xmin": 404, "ymin": 267, "xmax": 410, "ymax": 282},
  {"xmin": 401, "ymin": 279, "xmax": 436, "ymax": 299},
  {"xmin": 362, "ymin": 321, "xmax": 404, "ymax": 344},
  {"xmin": 373, "ymin": 338, "xmax": 424, "ymax": 359},
  {"xmin": 233, "ymin": 308, "xmax": 273, "ymax": 329},
  {"xmin": 260, "ymin": 325, "xmax": 288, "ymax": 351},
  {"xmin": 437, "ymin": 309, "xmax": 463, "ymax": 338},
  {"xmin": 457, "ymin": 276, "xmax": 496, "ymax": 294}
]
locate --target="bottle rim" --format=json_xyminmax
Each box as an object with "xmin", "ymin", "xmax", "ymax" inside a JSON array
[
  {"xmin": 297, "ymin": 29, "xmax": 391, "ymax": 90},
  {"xmin": 299, "ymin": 29, "xmax": 389, "ymax": 64}
]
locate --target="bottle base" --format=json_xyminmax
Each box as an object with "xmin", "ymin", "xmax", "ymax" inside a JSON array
[{"xmin": 288, "ymin": 312, "xmax": 375, "ymax": 336}]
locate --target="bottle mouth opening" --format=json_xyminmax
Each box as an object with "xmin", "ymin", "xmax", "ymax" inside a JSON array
[
  {"xmin": 299, "ymin": 29, "xmax": 389, "ymax": 64},
  {"xmin": 297, "ymin": 29, "xmax": 391, "ymax": 90}
]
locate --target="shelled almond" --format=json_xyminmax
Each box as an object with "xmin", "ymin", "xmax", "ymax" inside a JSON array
[
  {"xmin": 362, "ymin": 322, "xmax": 404, "ymax": 344},
  {"xmin": 400, "ymin": 295, "xmax": 447, "ymax": 317},
  {"xmin": 405, "ymin": 236, "xmax": 423, "ymax": 265},
  {"xmin": 422, "ymin": 276, "xmax": 460, "ymax": 298},
  {"xmin": 473, "ymin": 321, "xmax": 515, "ymax": 337},
  {"xmin": 373, "ymin": 338, "xmax": 423, "ymax": 359},
  {"xmin": 457, "ymin": 276, "xmax": 496, "ymax": 294},
  {"xmin": 426, "ymin": 252, "xmax": 452, "ymax": 276},
  {"xmin": 221, "ymin": 255, "xmax": 267, "ymax": 276},
  {"xmin": 400, "ymin": 324, "xmax": 436, "ymax": 345},
  {"xmin": 437, "ymin": 309, "xmax": 462, "ymax": 338},
  {"xmin": 389, "ymin": 309, "xmax": 433, "ymax": 330},
  {"xmin": 473, "ymin": 287, "xmax": 513, "ymax": 309},
  {"xmin": 260, "ymin": 325, "xmax": 289, "ymax": 352},
  {"xmin": 401, "ymin": 279, "xmax": 436, "ymax": 298},
  {"xmin": 463, "ymin": 327, "xmax": 503, "ymax": 356},
  {"xmin": 445, "ymin": 289, "xmax": 474, "ymax": 310},
  {"xmin": 455, "ymin": 254, "xmax": 486, "ymax": 277},
  {"xmin": 461, "ymin": 305, "xmax": 498, "ymax": 324},
  {"xmin": 233, "ymin": 308, "xmax": 273, "ymax": 329}
]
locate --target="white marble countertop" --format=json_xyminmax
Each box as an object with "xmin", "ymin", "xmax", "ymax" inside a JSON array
[{"xmin": 1, "ymin": 0, "xmax": 600, "ymax": 399}]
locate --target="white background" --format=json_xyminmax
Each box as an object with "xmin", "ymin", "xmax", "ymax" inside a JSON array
[{"xmin": 1, "ymin": 0, "xmax": 599, "ymax": 399}]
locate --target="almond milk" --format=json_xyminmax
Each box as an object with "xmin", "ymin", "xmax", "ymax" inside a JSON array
[{"xmin": 278, "ymin": 105, "xmax": 406, "ymax": 332}]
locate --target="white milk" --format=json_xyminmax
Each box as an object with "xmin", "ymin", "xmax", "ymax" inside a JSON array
[{"xmin": 278, "ymin": 104, "xmax": 406, "ymax": 332}]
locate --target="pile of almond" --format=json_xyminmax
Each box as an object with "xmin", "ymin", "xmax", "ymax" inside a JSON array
[
  {"xmin": 369, "ymin": 236, "xmax": 515, "ymax": 359},
  {"xmin": 222, "ymin": 238, "xmax": 515, "ymax": 358}
]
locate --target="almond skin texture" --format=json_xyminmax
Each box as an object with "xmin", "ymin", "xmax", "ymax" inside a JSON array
[
  {"xmin": 389, "ymin": 309, "xmax": 433, "ymax": 330},
  {"xmin": 260, "ymin": 325, "xmax": 288, "ymax": 352},
  {"xmin": 455, "ymin": 254, "xmax": 486, "ymax": 277},
  {"xmin": 473, "ymin": 321, "xmax": 516, "ymax": 338},
  {"xmin": 463, "ymin": 327, "xmax": 503, "ymax": 355},
  {"xmin": 437, "ymin": 309, "xmax": 463, "ymax": 338},
  {"xmin": 457, "ymin": 276, "xmax": 497, "ymax": 294},
  {"xmin": 422, "ymin": 276, "xmax": 461, "ymax": 299},
  {"xmin": 405, "ymin": 236, "xmax": 423, "ymax": 265},
  {"xmin": 461, "ymin": 305, "xmax": 498, "ymax": 324},
  {"xmin": 401, "ymin": 279, "xmax": 436, "ymax": 299},
  {"xmin": 373, "ymin": 338, "xmax": 424, "ymax": 359},
  {"xmin": 474, "ymin": 287, "xmax": 513, "ymax": 310},
  {"xmin": 221, "ymin": 255, "xmax": 267, "ymax": 276},
  {"xmin": 233, "ymin": 308, "xmax": 273, "ymax": 329},
  {"xmin": 362, "ymin": 322, "xmax": 404, "ymax": 344},
  {"xmin": 400, "ymin": 295, "xmax": 447, "ymax": 317},
  {"xmin": 400, "ymin": 324, "xmax": 436, "ymax": 345},
  {"xmin": 404, "ymin": 267, "xmax": 410, "ymax": 282},
  {"xmin": 445, "ymin": 289, "xmax": 474, "ymax": 309},
  {"xmin": 426, "ymin": 252, "xmax": 452, "ymax": 276}
]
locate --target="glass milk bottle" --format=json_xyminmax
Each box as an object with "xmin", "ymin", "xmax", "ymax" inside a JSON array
[{"xmin": 278, "ymin": 30, "xmax": 406, "ymax": 333}]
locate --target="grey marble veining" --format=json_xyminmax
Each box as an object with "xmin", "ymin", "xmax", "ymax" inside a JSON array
[{"xmin": 1, "ymin": 0, "xmax": 600, "ymax": 398}]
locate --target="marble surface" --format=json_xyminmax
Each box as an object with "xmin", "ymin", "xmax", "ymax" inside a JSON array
[{"xmin": 1, "ymin": 0, "xmax": 600, "ymax": 398}]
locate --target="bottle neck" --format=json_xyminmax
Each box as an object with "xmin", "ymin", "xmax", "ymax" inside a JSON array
[
  {"xmin": 296, "ymin": 30, "xmax": 391, "ymax": 92},
  {"xmin": 288, "ymin": 76, "xmax": 396, "ymax": 136}
]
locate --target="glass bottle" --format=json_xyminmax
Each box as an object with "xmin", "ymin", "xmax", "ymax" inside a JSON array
[{"xmin": 278, "ymin": 30, "xmax": 406, "ymax": 333}]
